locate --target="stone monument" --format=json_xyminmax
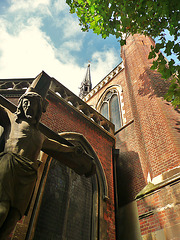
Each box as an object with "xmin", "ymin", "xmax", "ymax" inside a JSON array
[{"xmin": 0, "ymin": 72, "xmax": 95, "ymax": 239}]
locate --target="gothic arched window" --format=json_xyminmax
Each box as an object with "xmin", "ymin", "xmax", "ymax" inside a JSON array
[
  {"xmin": 33, "ymin": 159, "xmax": 93, "ymax": 240},
  {"xmin": 100, "ymin": 89, "xmax": 122, "ymax": 131},
  {"xmin": 29, "ymin": 133, "xmax": 109, "ymax": 240}
]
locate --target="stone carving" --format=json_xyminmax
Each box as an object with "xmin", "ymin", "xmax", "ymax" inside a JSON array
[{"xmin": 0, "ymin": 72, "xmax": 95, "ymax": 239}]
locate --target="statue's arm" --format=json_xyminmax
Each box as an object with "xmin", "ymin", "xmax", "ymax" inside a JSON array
[
  {"xmin": 41, "ymin": 137, "xmax": 96, "ymax": 177},
  {"xmin": 0, "ymin": 105, "xmax": 11, "ymax": 152},
  {"xmin": 42, "ymin": 138, "xmax": 76, "ymax": 153},
  {"xmin": 0, "ymin": 104, "xmax": 11, "ymax": 128},
  {"xmin": 41, "ymin": 137, "xmax": 95, "ymax": 177}
]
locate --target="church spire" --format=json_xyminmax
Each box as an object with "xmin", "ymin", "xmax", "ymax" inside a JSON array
[{"xmin": 79, "ymin": 63, "xmax": 92, "ymax": 99}]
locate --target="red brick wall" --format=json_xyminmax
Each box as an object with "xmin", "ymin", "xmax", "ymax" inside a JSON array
[
  {"xmin": 137, "ymin": 180, "xmax": 180, "ymax": 238},
  {"xmin": 41, "ymin": 96, "xmax": 116, "ymax": 240},
  {"xmin": 115, "ymin": 123, "xmax": 146, "ymax": 205},
  {"xmin": 118, "ymin": 34, "xmax": 180, "ymax": 238},
  {"xmin": 121, "ymin": 34, "xmax": 180, "ymax": 180}
]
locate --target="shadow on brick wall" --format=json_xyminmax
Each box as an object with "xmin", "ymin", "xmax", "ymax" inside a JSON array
[
  {"xmin": 116, "ymin": 151, "xmax": 146, "ymax": 207},
  {"xmin": 175, "ymin": 120, "xmax": 180, "ymax": 133},
  {"xmin": 138, "ymin": 68, "xmax": 170, "ymax": 99}
]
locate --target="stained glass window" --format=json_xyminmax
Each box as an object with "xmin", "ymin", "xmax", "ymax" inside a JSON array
[
  {"xmin": 100, "ymin": 90, "xmax": 122, "ymax": 131},
  {"xmin": 100, "ymin": 102, "xmax": 109, "ymax": 119}
]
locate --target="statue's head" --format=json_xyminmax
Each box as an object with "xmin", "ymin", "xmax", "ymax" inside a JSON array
[{"xmin": 16, "ymin": 92, "xmax": 43, "ymax": 126}]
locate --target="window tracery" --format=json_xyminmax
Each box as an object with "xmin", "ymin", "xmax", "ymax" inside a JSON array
[{"xmin": 98, "ymin": 87, "xmax": 123, "ymax": 132}]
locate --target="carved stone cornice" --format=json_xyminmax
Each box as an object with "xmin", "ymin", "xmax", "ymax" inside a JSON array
[{"xmin": 0, "ymin": 74, "xmax": 115, "ymax": 136}]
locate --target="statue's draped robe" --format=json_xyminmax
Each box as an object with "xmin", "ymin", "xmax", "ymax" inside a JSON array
[{"xmin": 0, "ymin": 152, "xmax": 38, "ymax": 217}]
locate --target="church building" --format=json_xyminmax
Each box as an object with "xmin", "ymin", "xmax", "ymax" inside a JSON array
[{"xmin": 0, "ymin": 34, "xmax": 179, "ymax": 240}]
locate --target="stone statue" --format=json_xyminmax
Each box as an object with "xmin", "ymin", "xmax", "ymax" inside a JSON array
[{"xmin": 0, "ymin": 73, "xmax": 95, "ymax": 239}]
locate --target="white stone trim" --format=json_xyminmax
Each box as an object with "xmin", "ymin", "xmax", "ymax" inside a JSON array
[{"xmin": 152, "ymin": 165, "xmax": 180, "ymax": 184}]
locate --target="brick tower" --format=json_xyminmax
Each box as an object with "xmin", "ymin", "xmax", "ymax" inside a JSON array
[{"xmin": 85, "ymin": 34, "xmax": 180, "ymax": 240}]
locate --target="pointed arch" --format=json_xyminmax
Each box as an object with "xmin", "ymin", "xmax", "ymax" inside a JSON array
[
  {"xmin": 96, "ymin": 85, "xmax": 125, "ymax": 131},
  {"xmin": 59, "ymin": 132, "xmax": 109, "ymax": 200},
  {"xmin": 29, "ymin": 132, "xmax": 109, "ymax": 240}
]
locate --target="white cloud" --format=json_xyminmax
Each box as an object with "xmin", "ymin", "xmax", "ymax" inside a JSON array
[
  {"xmin": 0, "ymin": 17, "xmax": 120, "ymax": 94},
  {"xmin": 91, "ymin": 49, "xmax": 120, "ymax": 87},
  {"xmin": 9, "ymin": 0, "xmax": 51, "ymax": 15},
  {"xmin": 63, "ymin": 17, "xmax": 82, "ymax": 38},
  {"xmin": 0, "ymin": 0, "xmax": 120, "ymax": 96},
  {"xmin": 0, "ymin": 16, "xmax": 86, "ymax": 95},
  {"xmin": 26, "ymin": 17, "xmax": 43, "ymax": 29},
  {"xmin": 0, "ymin": 21, "xmax": 52, "ymax": 73},
  {"xmin": 5, "ymin": 0, "xmax": 86, "ymax": 50},
  {"xmin": 53, "ymin": 0, "xmax": 69, "ymax": 13},
  {"xmin": 63, "ymin": 41, "xmax": 82, "ymax": 51},
  {"xmin": 54, "ymin": 13, "xmax": 83, "ymax": 39},
  {"xmin": 56, "ymin": 39, "xmax": 84, "ymax": 65}
]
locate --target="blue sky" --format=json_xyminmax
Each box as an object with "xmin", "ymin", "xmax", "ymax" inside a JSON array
[{"xmin": 0, "ymin": 0, "xmax": 121, "ymax": 95}]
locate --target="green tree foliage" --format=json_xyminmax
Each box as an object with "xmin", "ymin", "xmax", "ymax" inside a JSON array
[{"xmin": 66, "ymin": 0, "xmax": 180, "ymax": 106}]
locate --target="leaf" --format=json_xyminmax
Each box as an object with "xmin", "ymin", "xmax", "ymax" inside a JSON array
[
  {"xmin": 154, "ymin": 42, "xmax": 164, "ymax": 53},
  {"xmin": 148, "ymin": 50, "xmax": 156, "ymax": 59},
  {"xmin": 173, "ymin": 43, "xmax": 180, "ymax": 54},
  {"xmin": 66, "ymin": 0, "xmax": 180, "ymax": 107},
  {"xmin": 164, "ymin": 40, "xmax": 174, "ymax": 56},
  {"xmin": 151, "ymin": 45, "xmax": 154, "ymax": 50},
  {"xmin": 120, "ymin": 39, "xmax": 126, "ymax": 46},
  {"xmin": 151, "ymin": 60, "xmax": 158, "ymax": 69}
]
